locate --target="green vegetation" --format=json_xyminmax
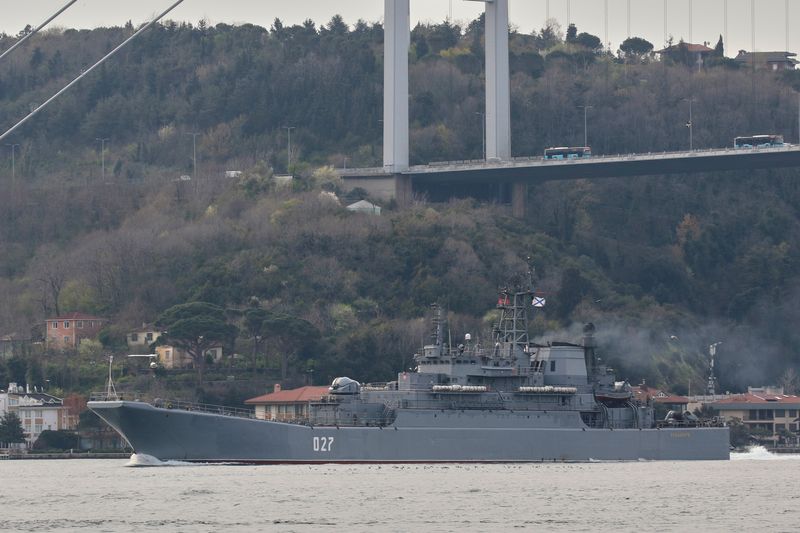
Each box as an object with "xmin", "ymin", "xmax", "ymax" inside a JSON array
[
  {"xmin": 1, "ymin": 17, "xmax": 800, "ymax": 399},
  {"xmin": 0, "ymin": 412, "xmax": 26, "ymax": 443}
]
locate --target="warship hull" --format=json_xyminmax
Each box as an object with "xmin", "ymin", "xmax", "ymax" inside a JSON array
[{"xmin": 89, "ymin": 401, "xmax": 730, "ymax": 463}]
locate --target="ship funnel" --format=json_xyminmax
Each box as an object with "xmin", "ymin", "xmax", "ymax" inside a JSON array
[{"xmin": 582, "ymin": 323, "xmax": 596, "ymax": 348}]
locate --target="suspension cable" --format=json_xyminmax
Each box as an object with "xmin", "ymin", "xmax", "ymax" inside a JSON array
[
  {"xmin": 0, "ymin": 0, "xmax": 80, "ymax": 62},
  {"xmin": 0, "ymin": 0, "xmax": 187, "ymax": 144}
]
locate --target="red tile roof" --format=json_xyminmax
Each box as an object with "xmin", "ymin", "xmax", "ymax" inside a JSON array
[
  {"xmin": 714, "ymin": 393, "xmax": 800, "ymax": 406},
  {"xmin": 658, "ymin": 43, "xmax": 714, "ymax": 54},
  {"xmin": 631, "ymin": 386, "xmax": 688, "ymax": 404},
  {"xmin": 47, "ymin": 312, "xmax": 107, "ymax": 321},
  {"xmin": 245, "ymin": 386, "xmax": 329, "ymax": 405},
  {"xmin": 655, "ymin": 395, "xmax": 690, "ymax": 405}
]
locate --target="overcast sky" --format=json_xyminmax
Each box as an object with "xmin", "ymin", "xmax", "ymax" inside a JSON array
[{"xmin": 1, "ymin": 1, "xmax": 796, "ymax": 57}]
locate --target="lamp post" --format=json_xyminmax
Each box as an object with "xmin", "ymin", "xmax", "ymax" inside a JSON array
[
  {"xmin": 475, "ymin": 111, "xmax": 486, "ymax": 160},
  {"xmin": 6, "ymin": 143, "xmax": 19, "ymax": 185},
  {"xmin": 95, "ymin": 138, "xmax": 109, "ymax": 181},
  {"xmin": 283, "ymin": 126, "xmax": 296, "ymax": 173},
  {"xmin": 683, "ymin": 98, "xmax": 695, "ymax": 150},
  {"xmin": 578, "ymin": 105, "xmax": 593, "ymax": 148},
  {"xmin": 185, "ymin": 132, "xmax": 200, "ymax": 180}
]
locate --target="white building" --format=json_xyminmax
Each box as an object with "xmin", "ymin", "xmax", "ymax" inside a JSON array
[
  {"xmin": 346, "ymin": 200, "xmax": 382, "ymax": 215},
  {"xmin": 0, "ymin": 383, "xmax": 69, "ymax": 446}
]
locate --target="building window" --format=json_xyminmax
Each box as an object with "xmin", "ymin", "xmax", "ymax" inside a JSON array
[
  {"xmin": 51, "ymin": 322, "xmax": 58, "ymax": 329},
  {"xmin": 776, "ymin": 424, "xmax": 786, "ymax": 431},
  {"xmin": 146, "ymin": 332, "xmax": 154, "ymax": 341},
  {"xmin": 64, "ymin": 336, "xmax": 70, "ymax": 344},
  {"xmin": 77, "ymin": 321, "xmax": 83, "ymax": 328},
  {"xmin": 131, "ymin": 333, "xmax": 139, "ymax": 342},
  {"xmin": 550, "ymin": 360, "xmax": 556, "ymax": 372},
  {"xmin": 64, "ymin": 321, "xmax": 70, "ymax": 329},
  {"xmin": 35, "ymin": 410, "xmax": 42, "ymax": 418},
  {"xmin": 776, "ymin": 410, "xmax": 785, "ymax": 418},
  {"xmin": 789, "ymin": 410, "xmax": 797, "ymax": 418},
  {"xmin": 34, "ymin": 424, "xmax": 42, "ymax": 434}
]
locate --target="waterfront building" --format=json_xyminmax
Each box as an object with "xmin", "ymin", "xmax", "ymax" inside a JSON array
[
  {"xmin": 714, "ymin": 387, "xmax": 800, "ymax": 440},
  {"xmin": 0, "ymin": 383, "xmax": 71, "ymax": 446},
  {"xmin": 245, "ymin": 384, "xmax": 329, "ymax": 421}
]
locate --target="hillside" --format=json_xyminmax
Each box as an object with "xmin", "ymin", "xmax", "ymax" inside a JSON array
[{"xmin": 1, "ymin": 17, "xmax": 799, "ymax": 397}]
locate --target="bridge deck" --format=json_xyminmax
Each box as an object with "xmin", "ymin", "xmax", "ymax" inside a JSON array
[{"xmin": 342, "ymin": 146, "xmax": 800, "ymax": 184}]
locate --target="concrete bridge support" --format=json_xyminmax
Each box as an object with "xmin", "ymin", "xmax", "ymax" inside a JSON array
[
  {"xmin": 395, "ymin": 174, "xmax": 414, "ymax": 207},
  {"xmin": 512, "ymin": 181, "xmax": 527, "ymax": 218},
  {"xmin": 383, "ymin": 0, "xmax": 410, "ymax": 173}
]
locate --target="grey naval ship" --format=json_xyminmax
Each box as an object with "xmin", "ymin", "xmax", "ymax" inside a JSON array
[{"xmin": 89, "ymin": 283, "xmax": 730, "ymax": 463}]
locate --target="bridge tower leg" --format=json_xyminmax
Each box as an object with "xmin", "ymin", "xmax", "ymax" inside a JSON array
[
  {"xmin": 383, "ymin": 0, "xmax": 410, "ymax": 173},
  {"xmin": 484, "ymin": 0, "xmax": 512, "ymax": 161}
]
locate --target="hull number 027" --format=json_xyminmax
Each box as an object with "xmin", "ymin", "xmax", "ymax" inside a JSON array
[{"xmin": 313, "ymin": 436, "xmax": 334, "ymax": 452}]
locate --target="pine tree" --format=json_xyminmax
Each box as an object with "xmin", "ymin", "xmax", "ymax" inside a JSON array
[{"xmin": 0, "ymin": 412, "xmax": 26, "ymax": 444}]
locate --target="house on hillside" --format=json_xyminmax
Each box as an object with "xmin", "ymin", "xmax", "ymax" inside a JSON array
[
  {"xmin": 45, "ymin": 313, "xmax": 108, "ymax": 351},
  {"xmin": 657, "ymin": 42, "xmax": 715, "ymax": 69},
  {"xmin": 245, "ymin": 384, "xmax": 329, "ymax": 421},
  {"xmin": 155, "ymin": 344, "xmax": 223, "ymax": 369},
  {"xmin": 0, "ymin": 383, "xmax": 74, "ymax": 446},
  {"xmin": 126, "ymin": 324, "xmax": 163, "ymax": 350},
  {"xmin": 734, "ymin": 51, "xmax": 798, "ymax": 71}
]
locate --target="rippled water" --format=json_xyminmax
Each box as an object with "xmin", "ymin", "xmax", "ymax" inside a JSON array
[{"xmin": 1, "ymin": 448, "xmax": 798, "ymax": 532}]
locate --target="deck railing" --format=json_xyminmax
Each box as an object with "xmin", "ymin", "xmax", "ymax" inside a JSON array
[{"xmin": 89, "ymin": 393, "xmax": 256, "ymax": 420}]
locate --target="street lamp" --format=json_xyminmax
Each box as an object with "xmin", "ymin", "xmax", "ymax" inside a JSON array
[
  {"xmin": 6, "ymin": 143, "xmax": 19, "ymax": 185},
  {"xmin": 683, "ymin": 98, "xmax": 695, "ymax": 150},
  {"xmin": 185, "ymin": 132, "xmax": 200, "ymax": 180},
  {"xmin": 475, "ymin": 112, "xmax": 486, "ymax": 160},
  {"xmin": 283, "ymin": 126, "xmax": 296, "ymax": 173},
  {"xmin": 578, "ymin": 105, "xmax": 593, "ymax": 148},
  {"xmin": 95, "ymin": 138, "xmax": 109, "ymax": 181}
]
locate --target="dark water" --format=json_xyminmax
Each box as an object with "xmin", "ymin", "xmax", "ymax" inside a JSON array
[{"xmin": 1, "ymin": 448, "xmax": 798, "ymax": 532}]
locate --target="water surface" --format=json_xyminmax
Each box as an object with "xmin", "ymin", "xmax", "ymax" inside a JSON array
[{"xmin": 2, "ymin": 448, "xmax": 797, "ymax": 532}]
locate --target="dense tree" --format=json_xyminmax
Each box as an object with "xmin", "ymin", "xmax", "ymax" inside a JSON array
[
  {"xmin": 156, "ymin": 302, "xmax": 238, "ymax": 385},
  {"xmin": 620, "ymin": 36, "xmax": 654, "ymax": 60},
  {"xmin": 0, "ymin": 412, "xmax": 26, "ymax": 444},
  {"xmin": 33, "ymin": 430, "xmax": 80, "ymax": 451}
]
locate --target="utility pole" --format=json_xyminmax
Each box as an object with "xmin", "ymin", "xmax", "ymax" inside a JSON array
[
  {"xmin": 185, "ymin": 132, "xmax": 200, "ymax": 180},
  {"xmin": 475, "ymin": 111, "xmax": 486, "ymax": 160},
  {"xmin": 283, "ymin": 126, "xmax": 296, "ymax": 173},
  {"xmin": 95, "ymin": 138, "xmax": 109, "ymax": 181},
  {"xmin": 6, "ymin": 143, "xmax": 19, "ymax": 185},
  {"xmin": 578, "ymin": 105, "xmax": 593, "ymax": 148}
]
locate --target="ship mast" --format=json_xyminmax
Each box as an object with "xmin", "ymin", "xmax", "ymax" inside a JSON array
[{"xmin": 493, "ymin": 262, "xmax": 537, "ymax": 360}]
